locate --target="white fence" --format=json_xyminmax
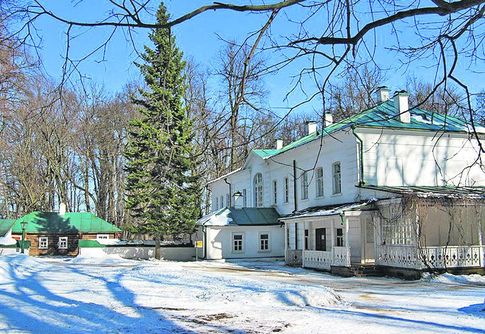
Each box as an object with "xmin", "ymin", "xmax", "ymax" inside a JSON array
[
  {"xmin": 302, "ymin": 247, "xmax": 351, "ymax": 270},
  {"xmin": 79, "ymin": 246, "xmax": 195, "ymax": 261},
  {"xmin": 0, "ymin": 248, "xmax": 19, "ymax": 256},
  {"xmin": 377, "ymin": 245, "xmax": 484, "ymax": 269}
]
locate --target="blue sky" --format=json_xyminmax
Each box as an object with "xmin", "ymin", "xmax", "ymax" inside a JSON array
[{"xmin": 31, "ymin": 1, "xmax": 484, "ymax": 116}]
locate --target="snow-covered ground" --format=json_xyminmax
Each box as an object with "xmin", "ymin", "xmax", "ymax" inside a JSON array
[{"xmin": 0, "ymin": 255, "xmax": 483, "ymax": 333}]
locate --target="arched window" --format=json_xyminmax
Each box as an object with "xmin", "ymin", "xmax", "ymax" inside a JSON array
[{"xmin": 253, "ymin": 173, "xmax": 263, "ymax": 207}]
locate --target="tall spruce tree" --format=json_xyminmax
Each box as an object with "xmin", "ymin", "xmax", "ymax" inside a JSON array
[{"xmin": 124, "ymin": 3, "xmax": 200, "ymax": 259}]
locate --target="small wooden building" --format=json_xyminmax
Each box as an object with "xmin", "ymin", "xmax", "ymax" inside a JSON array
[{"xmin": 11, "ymin": 211, "xmax": 121, "ymax": 256}]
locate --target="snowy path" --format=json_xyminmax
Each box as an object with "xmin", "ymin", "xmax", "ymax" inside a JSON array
[{"xmin": 0, "ymin": 255, "xmax": 483, "ymax": 333}]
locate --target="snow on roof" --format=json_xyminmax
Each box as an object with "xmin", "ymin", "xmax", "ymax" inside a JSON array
[
  {"xmin": 0, "ymin": 236, "xmax": 16, "ymax": 246},
  {"xmin": 281, "ymin": 199, "xmax": 377, "ymax": 220},
  {"xmin": 206, "ymin": 168, "xmax": 243, "ymax": 185},
  {"xmin": 359, "ymin": 185, "xmax": 485, "ymax": 199}
]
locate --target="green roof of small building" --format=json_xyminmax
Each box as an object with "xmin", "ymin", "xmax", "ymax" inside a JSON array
[
  {"xmin": 0, "ymin": 219, "xmax": 15, "ymax": 237},
  {"xmin": 12, "ymin": 212, "xmax": 121, "ymax": 234},
  {"xmin": 252, "ymin": 100, "xmax": 483, "ymax": 160}
]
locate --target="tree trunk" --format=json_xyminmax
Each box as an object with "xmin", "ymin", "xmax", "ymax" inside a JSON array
[{"xmin": 155, "ymin": 235, "xmax": 161, "ymax": 260}]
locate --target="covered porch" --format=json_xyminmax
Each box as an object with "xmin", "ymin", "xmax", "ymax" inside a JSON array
[
  {"xmin": 373, "ymin": 192, "xmax": 485, "ymax": 272},
  {"xmin": 283, "ymin": 201, "xmax": 376, "ymax": 271}
]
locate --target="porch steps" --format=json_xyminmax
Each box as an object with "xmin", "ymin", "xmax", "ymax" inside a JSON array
[
  {"xmin": 331, "ymin": 264, "xmax": 384, "ymax": 277},
  {"xmin": 352, "ymin": 264, "xmax": 384, "ymax": 277}
]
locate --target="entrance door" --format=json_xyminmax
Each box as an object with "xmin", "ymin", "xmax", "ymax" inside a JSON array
[
  {"xmin": 363, "ymin": 217, "xmax": 375, "ymax": 263},
  {"xmin": 315, "ymin": 228, "xmax": 327, "ymax": 251}
]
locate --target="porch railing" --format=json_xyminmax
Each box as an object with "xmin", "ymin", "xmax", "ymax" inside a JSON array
[
  {"xmin": 333, "ymin": 246, "xmax": 351, "ymax": 267},
  {"xmin": 302, "ymin": 247, "xmax": 351, "ymax": 270},
  {"xmin": 302, "ymin": 250, "xmax": 332, "ymax": 270},
  {"xmin": 376, "ymin": 245, "xmax": 484, "ymax": 269}
]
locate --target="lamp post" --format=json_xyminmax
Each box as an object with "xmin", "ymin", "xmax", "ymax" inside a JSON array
[
  {"xmin": 233, "ymin": 191, "xmax": 243, "ymax": 209},
  {"xmin": 20, "ymin": 221, "xmax": 27, "ymax": 254}
]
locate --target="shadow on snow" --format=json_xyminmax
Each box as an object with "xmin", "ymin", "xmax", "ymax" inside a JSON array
[{"xmin": 0, "ymin": 256, "xmax": 194, "ymax": 334}]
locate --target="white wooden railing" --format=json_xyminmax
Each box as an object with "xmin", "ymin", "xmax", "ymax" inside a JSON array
[
  {"xmin": 333, "ymin": 246, "xmax": 351, "ymax": 267},
  {"xmin": 420, "ymin": 246, "xmax": 483, "ymax": 268},
  {"xmin": 376, "ymin": 245, "xmax": 420, "ymax": 269},
  {"xmin": 377, "ymin": 245, "xmax": 484, "ymax": 269},
  {"xmin": 303, "ymin": 250, "xmax": 333, "ymax": 270},
  {"xmin": 302, "ymin": 247, "xmax": 351, "ymax": 270}
]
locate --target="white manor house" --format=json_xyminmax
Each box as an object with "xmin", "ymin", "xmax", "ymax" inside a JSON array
[{"xmin": 197, "ymin": 87, "xmax": 485, "ymax": 278}]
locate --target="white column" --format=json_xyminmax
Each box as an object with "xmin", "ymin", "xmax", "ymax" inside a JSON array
[
  {"xmin": 477, "ymin": 208, "xmax": 484, "ymax": 267},
  {"xmin": 302, "ymin": 221, "xmax": 306, "ymax": 267},
  {"xmin": 284, "ymin": 223, "xmax": 288, "ymax": 262},
  {"xmin": 344, "ymin": 215, "xmax": 350, "ymax": 266},
  {"xmin": 331, "ymin": 218, "xmax": 335, "ymax": 265}
]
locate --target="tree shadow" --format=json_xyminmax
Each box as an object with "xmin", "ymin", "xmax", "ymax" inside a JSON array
[
  {"xmin": 0, "ymin": 256, "xmax": 198, "ymax": 333},
  {"xmin": 309, "ymin": 306, "xmax": 485, "ymax": 333},
  {"xmin": 33, "ymin": 212, "xmax": 78, "ymax": 234},
  {"xmin": 458, "ymin": 303, "xmax": 485, "ymax": 318}
]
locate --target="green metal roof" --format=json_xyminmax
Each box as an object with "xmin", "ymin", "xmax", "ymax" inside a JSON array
[
  {"xmin": 252, "ymin": 100, "xmax": 483, "ymax": 160},
  {"xmin": 253, "ymin": 149, "xmax": 279, "ymax": 159},
  {"xmin": 0, "ymin": 219, "xmax": 15, "ymax": 237},
  {"xmin": 12, "ymin": 212, "xmax": 121, "ymax": 234},
  {"xmin": 198, "ymin": 207, "xmax": 281, "ymax": 226}
]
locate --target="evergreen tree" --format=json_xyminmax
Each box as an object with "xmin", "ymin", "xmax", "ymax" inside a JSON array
[{"xmin": 124, "ymin": 2, "xmax": 200, "ymax": 259}]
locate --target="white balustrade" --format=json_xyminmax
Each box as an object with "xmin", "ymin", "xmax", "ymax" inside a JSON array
[
  {"xmin": 377, "ymin": 245, "xmax": 484, "ymax": 269},
  {"xmin": 303, "ymin": 250, "xmax": 332, "ymax": 270},
  {"xmin": 376, "ymin": 245, "xmax": 420, "ymax": 268},
  {"xmin": 420, "ymin": 246, "xmax": 482, "ymax": 268},
  {"xmin": 303, "ymin": 247, "xmax": 351, "ymax": 270},
  {"xmin": 333, "ymin": 246, "xmax": 351, "ymax": 267}
]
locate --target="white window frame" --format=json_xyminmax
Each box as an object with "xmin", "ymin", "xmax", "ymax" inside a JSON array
[
  {"xmin": 259, "ymin": 232, "xmax": 270, "ymax": 252},
  {"xmin": 96, "ymin": 234, "xmax": 109, "ymax": 240},
  {"xmin": 301, "ymin": 171, "xmax": 309, "ymax": 200},
  {"xmin": 332, "ymin": 162, "xmax": 342, "ymax": 195},
  {"xmin": 232, "ymin": 233, "xmax": 244, "ymax": 253},
  {"xmin": 39, "ymin": 236, "xmax": 49, "ymax": 250},
  {"xmin": 316, "ymin": 167, "xmax": 324, "ymax": 197},
  {"xmin": 272, "ymin": 180, "xmax": 277, "ymax": 205},
  {"xmin": 58, "ymin": 237, "xmax": 68, "ymax": 250},
  {"xmin": 284, "ymin": 177, "xmax": 289, "ymax": 203},
  {"xmin": 336, "ymin": 228, "xmax": 344, "ymax": 247},
  {"xmin": 253, "ymin": 173, "xmax": 263, "ymax": 207}
]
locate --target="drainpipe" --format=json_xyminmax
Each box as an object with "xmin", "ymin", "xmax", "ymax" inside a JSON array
[
  {"xmin": 293, "ymin": 160, "xmax": 299, "ymax": 252},
  {"xmin": 292, "ymin": 160, "xmax": 298, "ymax": 213},
  {"xmin": 224, "ymin": 178, "xmax": 232, "ymax": 207},
  {"xmin": 203, "ymin": 225, "xmax": 207, "ymax": 260},
  {"xmin": 351, "ymin": 126, "xmax": 365, "ymax": 186},
  {"xmin": 204, "ymin": 184, "xmax": 211, "ymax": 215}
]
